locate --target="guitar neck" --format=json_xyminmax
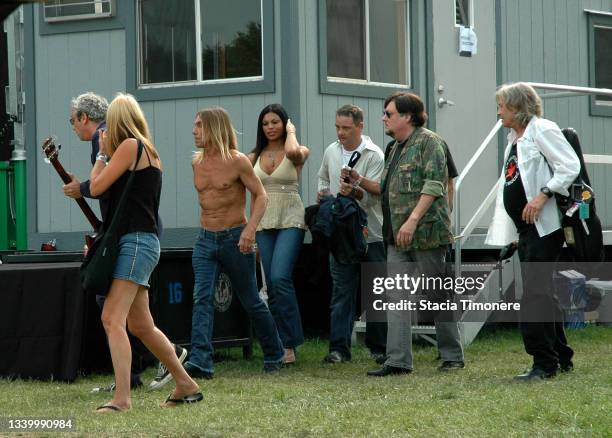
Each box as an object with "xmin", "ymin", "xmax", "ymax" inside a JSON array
[
  {"xmin": 50, "ymin": 158, "xmax": 102, "ymax": 231},
  {"xmin": 50, "ymin": 158, "xmax": 72, "ymax": 184}
]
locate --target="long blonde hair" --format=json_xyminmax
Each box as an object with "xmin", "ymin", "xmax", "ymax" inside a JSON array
[
  {"xmin": 192, "ymin": 107, "xmax": 238, "ymax": 163},
  {"xmin": 106, "ymin": 93, "xmax": 160, "ymax": 165}
]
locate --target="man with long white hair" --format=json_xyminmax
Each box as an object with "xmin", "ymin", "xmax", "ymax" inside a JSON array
[{"xmin": 487, "ymin": 82, "xmax": 580, "ymax": 381}]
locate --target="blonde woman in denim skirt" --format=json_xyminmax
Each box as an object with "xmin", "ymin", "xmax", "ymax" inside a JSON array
[{"xmin": 89, "ymin": 93, "xmax": 201, "ymax": 412}]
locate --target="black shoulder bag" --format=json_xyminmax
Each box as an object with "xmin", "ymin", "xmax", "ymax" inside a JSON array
[
  {"xmin": 80, "ymin": 141, "xmax": 144, "ymax": 294},
  {"xmin": 556, "ymin": 128, "xmax": 604, "ymax": 264}
]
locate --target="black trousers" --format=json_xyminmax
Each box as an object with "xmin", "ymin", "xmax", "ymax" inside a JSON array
[
  {"xmin": 517, "ymin": 227, "xmax": 574, "ymax": 372},
  {"xmin": 364, "ymin": 242, "xmax": 387, "ymax": 355}
]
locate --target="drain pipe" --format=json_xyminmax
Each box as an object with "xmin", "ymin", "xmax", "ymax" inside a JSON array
[
  {"xmin": 12, "ymin": 149, "xmax": 27, "ymax": 249},
  {"xmin": 0, "ymin": 162, "xmax": 12, "ymax": 249}
]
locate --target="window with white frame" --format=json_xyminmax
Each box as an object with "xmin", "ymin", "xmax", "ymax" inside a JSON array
[
  {"xmin": 43, "ymin": 0, "xmax": 114, "ymax": 22},
  {"xmin": 326, "ymin": 0, "xmax": 410, "ymax": 87},
  {"xmin": 455, "ymin": 0, "xmax": 472, "ymax": 27},
  {"xmin": 593, "ymin": 23, "xmax": 612, "ymax": 106},
  {"xmin": 587, "ymin": 12, "xmax": 612, "ymax": 116},
  {"xmin": 138, "ymin": 0, "xmax": 263, "ymax": 86}
]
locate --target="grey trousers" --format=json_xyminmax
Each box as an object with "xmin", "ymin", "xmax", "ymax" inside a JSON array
[{"xmin": 385, "ymin": 245, "xmax": 464, "ymax": 370}]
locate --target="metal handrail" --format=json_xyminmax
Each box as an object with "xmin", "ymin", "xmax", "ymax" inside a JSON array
[
  {"xmin": 453, "ymin": 120, "xmax": 502, "ymax": 278},
  {"xmin": 453, "ymin": 82, "xmax": 612, "ymax": 280}
]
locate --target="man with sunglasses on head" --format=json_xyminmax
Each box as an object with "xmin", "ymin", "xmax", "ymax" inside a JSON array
[
  {"xmin": 63, "ymin": 92, "xmax": 185, "ymax": 392},
  {"xmin": 366, "ymin": 92, "xmax": 464, "ymax": 377}
]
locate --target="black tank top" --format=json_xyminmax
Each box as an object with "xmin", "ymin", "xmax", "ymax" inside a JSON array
[{"xmin": 107, "ymin": 142, "xmax": 162, "ymax": 237}]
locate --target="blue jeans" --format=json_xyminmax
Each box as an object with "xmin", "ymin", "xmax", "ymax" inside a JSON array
[
  {"xmin": 113, "ymin": 232, "xmax": 160, "ymax": 288},
  {"xmin": 329, "ymin": 241, "xmax": 386, "ymax": 359},
  {"xmin": 256, "ymin": 227, "xmax": 305, "ymax": 348},
  {"xmin": 186, "ymin": 226, "xmax": 284, "ymax": 373}
]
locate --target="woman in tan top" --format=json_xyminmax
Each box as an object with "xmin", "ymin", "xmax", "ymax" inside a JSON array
[{"xmin": 249, "ymin": 104, "xmax": 309, "ymax": 364}]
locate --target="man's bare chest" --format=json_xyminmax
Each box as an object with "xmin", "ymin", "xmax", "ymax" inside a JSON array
[{"xmin": 194, "ymin": 162, "xmax": 240, "ymax": 192}]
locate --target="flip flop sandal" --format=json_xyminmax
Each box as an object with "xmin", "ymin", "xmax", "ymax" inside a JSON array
[
  {"xmin": 95, "ymin": 404, "xmax": 123, "ymax": 413},
  {"xmin": 164, "ymin": 392, "xmax": 204, "ymax": 406}
]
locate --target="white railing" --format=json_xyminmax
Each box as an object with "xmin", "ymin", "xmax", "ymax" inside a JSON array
[{"xmin": 453, "ymin": 82, "xmax": 612, "ymax": 279}]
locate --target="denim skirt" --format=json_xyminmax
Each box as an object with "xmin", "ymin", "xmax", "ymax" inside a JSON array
[{"xmin": 113, "ymin": 232, "xmax": 160, "ymax": 288}]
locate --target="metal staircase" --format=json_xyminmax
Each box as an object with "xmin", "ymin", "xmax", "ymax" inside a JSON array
[{"xmin": 355, "ymin": 82, "xmax": 612, "ymax": 347}]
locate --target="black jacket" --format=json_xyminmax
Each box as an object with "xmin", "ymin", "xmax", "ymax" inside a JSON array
[{"xmin": 310, "ymin": 195, "xmax": 368, "ymax": 264}]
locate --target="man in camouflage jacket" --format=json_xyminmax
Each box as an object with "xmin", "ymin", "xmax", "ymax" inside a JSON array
[{"xmin": 367, "ymin": 92, "xmax": 465, "ymax": 377}]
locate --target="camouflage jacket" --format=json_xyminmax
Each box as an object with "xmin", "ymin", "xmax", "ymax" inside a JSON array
[{"xmin": 381, "ymin": 127, "xmax": 452, "ymax": 251}]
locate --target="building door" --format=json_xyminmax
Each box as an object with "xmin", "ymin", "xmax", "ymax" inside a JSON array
[{"xmin": 430, "ymin": 0, "xmax": 499, "ymax": 230}]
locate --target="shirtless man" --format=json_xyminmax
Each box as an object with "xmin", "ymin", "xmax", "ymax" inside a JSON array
[{"xmin": 183, "ymin": 107, "xmax": 284, "ymax": 377}]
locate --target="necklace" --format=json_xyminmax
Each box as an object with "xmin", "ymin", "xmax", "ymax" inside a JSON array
[{"xmin": 267, "ymin": 149, "xmax": 282, "ymax": 167}]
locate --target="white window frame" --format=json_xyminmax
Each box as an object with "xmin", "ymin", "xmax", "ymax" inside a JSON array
[
  {"xmin": 454, "ymin": 0, "xmax": 474, "ymax": 28},
  {"xmin": 43, "ymin": 0, "xmax": 114, "ymax": 23},
  {"xmin": 586, "ymin": 9, "xmax": 612, "ymax": 117},
  {"xmin": 593, "ymin": 23, "xmax": 612, "ymax": 107},
  {"xmin": 326, "ymin": 0, "xmax": 411, "ymax": 89},
  {"xmin": 136, "ymin": 0, "xmax": 265, "ymax": 89}
]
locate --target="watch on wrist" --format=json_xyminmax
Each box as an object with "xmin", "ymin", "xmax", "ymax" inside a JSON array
[
  {"xmin": 96, "ymin": 152, "xmax": 108, "ymax": 164},
  {"xmin": 540, "ymin": 186, "xmax": 553, "ymax": 198}
]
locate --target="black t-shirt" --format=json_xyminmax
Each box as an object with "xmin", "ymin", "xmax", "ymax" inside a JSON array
[
  {"xmin": 382, "ymin": 139, "xmax": 408, "ymax": 245},
  {"xmin": 443, "ymin": 141, "xmax": 458, "ymax": 179},
  {"xmin": 381, "ymin": 138, "xmax": 456, "ymax": 246},
  {"xmin": 503, "ymin": 144, "xmax": 530, "ymax": 233}
]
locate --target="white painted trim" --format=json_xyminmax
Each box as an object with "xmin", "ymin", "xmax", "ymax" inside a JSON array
[
  {"xmin": 195, "ymin": 0, "xmax": 202, "ymax": 83},
  {"xmin": 43, "ymin": 0, "xmax": 114, "ymax": 22},
  {"xmin": 138, "ymin": 76, "xmax": 264, "ymax": 90},
  {"xmin": 584, "ymin": 154, "xmax": 612, "ymax": 165},
  {"xmin": 454, "ymin": 0, "xmax": 474, "ymax": 29},
  {"xmin": 325, "ymin": 0, "xmax": 411, "ymax": 88},
  {"xmin": 326, "ymin": 76, "xmax": 408, "ymax": 88},
  {"xmin": 365, "ymin": 0, "xmax": 370, "ymax": 82},
  {"xmin": 137, "ymin": 0, "xmax": 265, "ymax": 88},
  {"xmin": 584, "ymin": 9, "xmax": 612, "ymax": 18}
]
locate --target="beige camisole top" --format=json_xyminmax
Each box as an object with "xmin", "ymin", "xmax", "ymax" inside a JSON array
[{"xmin": 254, "ymin": 155, "xmax": 306, "ymax": 230}]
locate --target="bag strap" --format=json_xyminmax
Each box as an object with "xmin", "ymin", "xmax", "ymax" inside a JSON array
[{"xmin": 103, "ymin": 140, "xmax": 144, "ymax": 234}]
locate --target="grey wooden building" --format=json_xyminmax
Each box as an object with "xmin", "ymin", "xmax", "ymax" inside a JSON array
[{"xmin": 2, "ymin": 0, "xmax": 611, "ymax": 251}]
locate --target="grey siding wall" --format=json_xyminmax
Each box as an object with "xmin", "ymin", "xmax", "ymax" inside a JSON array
[
  {"xmin": 498, "ymin": 0, "xmax": 612, "ymax": 227},
  {"xmin": 34, "ymin": 23, "xmax": 126, "ymax": 235},
  {"xmin": 296, "ymin": 0, "xmax": 429, "ymax": 208},
  {"xmin": 32, "ymin": 2, "xmax": 282, "ymax": 248}
]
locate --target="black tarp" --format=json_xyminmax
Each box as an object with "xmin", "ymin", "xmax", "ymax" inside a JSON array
[{"xmin": 0, "ymin": 1, "xmax": 39, "ymax": 23}]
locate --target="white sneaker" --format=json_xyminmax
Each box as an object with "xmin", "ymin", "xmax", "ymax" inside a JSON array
[
  {"xmin": 259, "ymin": 285, "xmax": 269, "ymax": 306},
  {"xmin": 149, "ymin": 344, "xmax": 188, "ymax": 390}
]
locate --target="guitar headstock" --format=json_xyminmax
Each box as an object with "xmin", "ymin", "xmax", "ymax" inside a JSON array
[{"xmin": 41, "ymin": 137, "xmax": 61, "ymax": 162}]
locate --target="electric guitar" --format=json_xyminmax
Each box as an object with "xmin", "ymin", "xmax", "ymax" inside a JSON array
[{"xmin": 41, "ymin": 137, "xmax": 102, "ymax": 247}]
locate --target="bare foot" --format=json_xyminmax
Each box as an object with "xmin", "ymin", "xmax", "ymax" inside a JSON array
[
  {"xmin": 162, "ymin": 380, "xmax": 202, "ymax": 408},
  {"xmin": 162, "ymin": 391, "xmax": 204, "ymax": 407},
  {"xmin": 171, "ymin": 380, "xmax": 200, "ymax": 399},
  {"xmin": 95, "ymin": 401, "xmax": 131, "ymax": 413}
]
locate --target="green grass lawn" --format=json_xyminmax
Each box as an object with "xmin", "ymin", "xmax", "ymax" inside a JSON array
[{"xmin": 1, "ymin": 325, "xmax": 611, "ymax": 437}]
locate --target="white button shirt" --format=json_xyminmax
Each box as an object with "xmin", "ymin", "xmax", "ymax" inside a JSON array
[
  {"xmin": 317, "ymin": 135, "xmax": 384, "ymax": 243},
  {"xmin": 485, "ymin": 117, "xmax": 580, "ymax": 246}
]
